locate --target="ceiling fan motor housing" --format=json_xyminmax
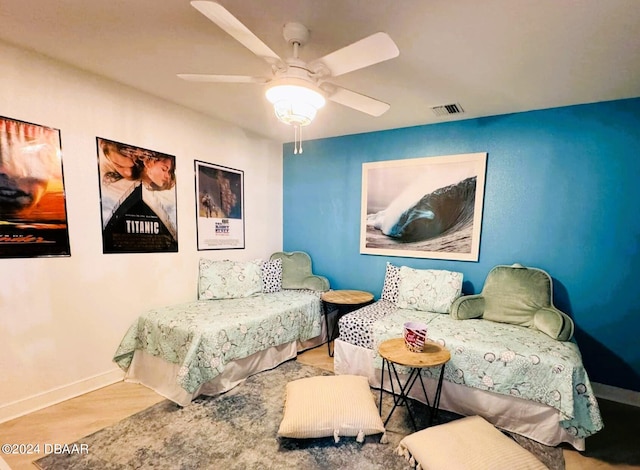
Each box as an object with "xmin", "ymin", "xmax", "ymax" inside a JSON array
[{"xmin": 283, "ymin": 22, "xmax": 310, "ymax": 46}]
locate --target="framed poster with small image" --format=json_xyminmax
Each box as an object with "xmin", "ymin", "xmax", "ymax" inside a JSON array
[{"xmin": 195, "ymin": 160, "xmax": 245, "ymax": 250}]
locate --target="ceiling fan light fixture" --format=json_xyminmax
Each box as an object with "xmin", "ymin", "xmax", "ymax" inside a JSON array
[
  {"xmin": 265, "ymin": 82, "xmax": 326, "ymax": 127},
  {"xmin": 265, "ymin": 80, "xmax": 326, "ymax": 154}
]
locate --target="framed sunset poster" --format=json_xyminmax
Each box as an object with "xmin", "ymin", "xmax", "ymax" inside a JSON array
[
  {"xmin": 360, "ymin": 152, "xmax": 487, "ymax": 261},
  {"xmin": 0, "ymin": 116, "xmax": 71, "ymax": 258},
  {"xmin": 195, "ymin": 160, "xmax": 244, "ymax": 250}
]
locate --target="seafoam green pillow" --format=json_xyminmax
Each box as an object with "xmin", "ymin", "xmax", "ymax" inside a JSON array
[
  {"xmin": 482, "ymin": 265, "xmax": 551, "ymax": 327},
  {"xmin": 396, "ymin": 266, "xmax": 463, "ymax": 313},
  {"xmin": 198, "ymin": 259, "xmax": 262, "ymax": 300}
]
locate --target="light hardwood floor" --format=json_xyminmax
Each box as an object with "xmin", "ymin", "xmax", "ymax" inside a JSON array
[{"xmin": 0, "ymin": 344, "xmax": 638, "ymax": 469}]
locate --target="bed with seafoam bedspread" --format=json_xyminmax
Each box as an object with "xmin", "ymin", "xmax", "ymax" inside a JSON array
[
  {"xmin": 337, "ymin": 301, "xmax": 603, "ymax": 448},
  {"xmin": 114, "ymin": 254, "xmax": 328, "ymax": 406},
  {"xmin": 114, "ymin": 290, "xmax": 322, "ymax": 398},
  {"xmin": 335, "ymin": 263, "xmax": 604, "ymax": 450}
]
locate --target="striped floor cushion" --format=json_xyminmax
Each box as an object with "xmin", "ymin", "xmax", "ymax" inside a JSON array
[
  {"xmin": 277, "ymin": 375, "xmax": 386, "ymax": 443},
  {"xmin": 396, "ymin": 415, "xmax": 547, "ymax": 470}
]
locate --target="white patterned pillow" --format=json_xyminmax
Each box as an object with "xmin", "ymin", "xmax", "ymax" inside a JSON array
[
  {"xmin": 381, "ymin": 262, "xmax": 401, "ymax": 304},
  {"xmin": 396, "ymin": 266, "xmax": 463, "ymax": 313},
  {"xmin": 261, "ymin": 258, "xmax": 283, "ymax": 293},
  {"xmin": 198, "ymin": 259, "xmax": 262, "ymax": 300}
]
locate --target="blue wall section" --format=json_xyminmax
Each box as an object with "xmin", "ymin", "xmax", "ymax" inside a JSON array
[{"xmin": 283, "ymin": 98, "xmax": 640, "ymax": 392}]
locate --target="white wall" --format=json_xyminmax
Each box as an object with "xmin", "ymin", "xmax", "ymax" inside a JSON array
[{"xmin": 0, "ymin": 42, "xmax": 283, "ymax": 422}]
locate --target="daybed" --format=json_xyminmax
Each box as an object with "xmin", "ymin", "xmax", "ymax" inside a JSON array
[
  {"xmin": 334, "ymin": 263, "xmax": 603, "ymax": 450},
  {"xmin": 113, "ymin": 252, "xmax": 329, "ymax": 406}
]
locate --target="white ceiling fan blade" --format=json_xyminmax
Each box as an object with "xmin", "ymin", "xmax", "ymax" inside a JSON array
[
  {"xmin": 327, "ymin": 86, "xmax": 390, "ymax": 117},
  {"xmin": 190, "ymin": 1, "xmax": 282, "ymax": 65},
  {"xmin": 312, "ymin": 32, "xmax": 399, "ymax": 78},
  {"xmin": 178, "ymin": 74, "xmax": 269, "ymax": 83}
]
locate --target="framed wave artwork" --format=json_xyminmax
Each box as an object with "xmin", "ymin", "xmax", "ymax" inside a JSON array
[{"xmin": 360, "ymin": 152, "xmax": 487, "ymax": 262}]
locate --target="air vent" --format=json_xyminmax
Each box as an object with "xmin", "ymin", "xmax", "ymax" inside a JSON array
[{"xmin": 431, "ymin": 103, "xmax": 464, "ymax": 116}]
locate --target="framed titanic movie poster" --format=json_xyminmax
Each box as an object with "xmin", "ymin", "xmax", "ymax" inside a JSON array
[
  {"xmin": 96, "ymin": 137, "xmax": 178, "ymax": 254},
  {"xmin": 0, "ymin": 116, "xmax": 71, "ymax": 258},
  {"xmin": 195, "ymin": 160, "xmax": 245, "ymax": 250},
  {"xmin": 360, "ymin": 152, "xmax": 487, "ymax": 261}
]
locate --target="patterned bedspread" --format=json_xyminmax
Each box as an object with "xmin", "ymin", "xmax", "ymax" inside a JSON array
[
  {"xmin": 338, "ymin": 301, "xmax": 603, "ymax": 439},
  {"xmin": 114, "ymin": 290, "xmax": 322, "ymax": 394}
]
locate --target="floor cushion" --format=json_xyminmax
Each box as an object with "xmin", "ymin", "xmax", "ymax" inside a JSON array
[
  {"xmin": 396, "ymin": 415, "xmax": 547, "ymax": 470},
  {"xmin": 277, "ymin": 375, "xmax": 386, "ymax": 443}
]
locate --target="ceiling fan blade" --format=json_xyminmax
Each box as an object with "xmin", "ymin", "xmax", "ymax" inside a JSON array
[
  {"xmin": 312, "ymin": 32, "xmax": 399, "ymax": 78},
  {"xmin": 178, "ymin": 74, "xmax": 269, "ymax": 83},
  {"xmin": 190, "ymin": 1, "xmax": 282, "ymax": 65},
  {"xmin": 326, "ymin": 86, "xmax": 390, "ymax": 117}
]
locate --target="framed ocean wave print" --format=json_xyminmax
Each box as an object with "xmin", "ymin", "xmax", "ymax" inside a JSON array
[{"xmin": 360, "ymin": 152, "xmax": 487, "ymax": 261}]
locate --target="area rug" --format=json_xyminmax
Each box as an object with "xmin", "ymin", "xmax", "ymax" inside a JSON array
[{"xmin": 35, "ymin": 360, "xmax": 563, "ymax": 469}]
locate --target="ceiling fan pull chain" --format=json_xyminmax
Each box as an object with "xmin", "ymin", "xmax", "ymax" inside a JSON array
[
  {"xmin": 299, "ymin": 125, "xmax": 303, "ymax": 154},
  {"xmin": 292, "ymin": 124, "xmax": 304, "ymax": 154}
]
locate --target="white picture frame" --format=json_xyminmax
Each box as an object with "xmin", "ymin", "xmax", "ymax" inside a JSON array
[
  {"xmin": 360, "ymin": 152, "xmax": 487, "ymax": 261},
  {"xmin": 195, "ymin": 160, "xmax": 245, "ymax": 251}
]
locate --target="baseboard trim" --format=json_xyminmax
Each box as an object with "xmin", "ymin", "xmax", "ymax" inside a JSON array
[
  {"xmin": 0, "ymin": 368, "xmax": 124, "ymax": 424},
  {"xmin": 592, "ymin": 382, "xmax": 640, "ymax": 407}
]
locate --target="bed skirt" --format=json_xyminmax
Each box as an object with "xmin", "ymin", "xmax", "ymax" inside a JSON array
[{"xmin": 333, "ymin": 338, "xmax": 585, "ymax": 450}]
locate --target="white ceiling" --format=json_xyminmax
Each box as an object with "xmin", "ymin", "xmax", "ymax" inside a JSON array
[{"xmin": 1, "ymin": 0, "xmax": 639, "ymax": 143}]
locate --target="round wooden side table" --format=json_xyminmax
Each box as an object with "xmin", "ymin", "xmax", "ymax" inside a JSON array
[
  {"xmin": 377, "ymin": 337, "xmax": 451, "ymax": 430},
  {"xmin": 321, "ymin": 289, "xmax": 374, "ymax": 357}
]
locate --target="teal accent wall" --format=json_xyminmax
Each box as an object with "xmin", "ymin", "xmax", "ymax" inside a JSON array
[{"xmin": 283, "ymin": 98, "xmax": 640, "ymax": 392}]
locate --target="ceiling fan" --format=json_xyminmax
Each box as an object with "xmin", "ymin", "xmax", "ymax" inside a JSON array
[{"xmin": 178, "ymin": 1, "xmax": 399, "ymax": 149}]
